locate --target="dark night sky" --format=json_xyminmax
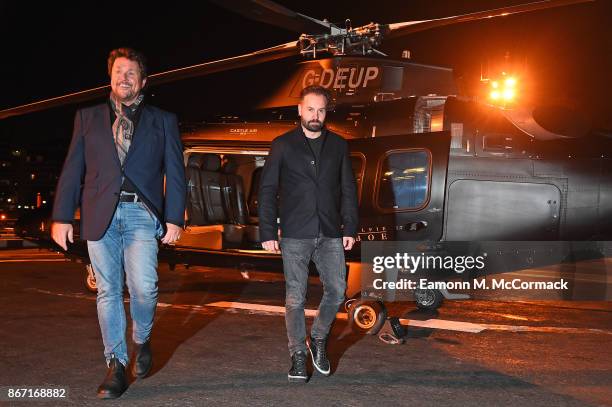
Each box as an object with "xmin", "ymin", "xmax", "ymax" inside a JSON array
[{"xmin": 1, "ymin": 0, "xmax": 610, "ymax": 154}]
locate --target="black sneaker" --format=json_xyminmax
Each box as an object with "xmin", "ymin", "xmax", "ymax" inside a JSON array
[
  {"xmin": 288, "ymin": 351, "xmax": 308, "ymax": 382},
  {"xmin": 308, "ymin": 336, "xmax": 330, "ymax": 376}
]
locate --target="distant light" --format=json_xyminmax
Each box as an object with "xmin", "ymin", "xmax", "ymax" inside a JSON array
[
  {"xmin": 17, "ymin": 205, "xmax": 21, "ymax": 209},
  {"xmin": 6, "ymin": 198, "xmax": 11, "ymax": 203},
  {"xmin": 490, "ymin": 91, "xmax": 501, "ymax": 100},
  {"xmin": 491, "ymin": 81, "xmax": 499, "ymax": 89},
  {"xmin": 42, "ymin": 200, "xmax": 47, "ymax": 204},
  {"xmin": 403, "ymin": 167, "xmax": 426, "ymax": 174},
  {"xmin": 1, "ymin": 215, "xmax": 6, "ymax": 220},
  {"xmin": 24, "ymin": 205, "xmax": 29, "ymax": 209}
]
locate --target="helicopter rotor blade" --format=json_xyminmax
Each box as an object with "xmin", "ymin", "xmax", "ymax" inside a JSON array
[
  {"xmin": 209, "ymin": 0, "xmax": 333, "ymax": 35},
  {"xmin": 385, "ymin": 0, "xmax": 593, "ymax": 39},
  {"xmin": 147, "ymin": 41, "xmax": 298, "ymax": 85},
  {"xmin": 0, "ymin": 40, "xmax": 298, "ymax": 120}
]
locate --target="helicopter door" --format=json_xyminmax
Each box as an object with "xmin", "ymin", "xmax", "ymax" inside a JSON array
[{"xmin": 348, "ymin": 131, "xmax": 451, "ymax": 242}]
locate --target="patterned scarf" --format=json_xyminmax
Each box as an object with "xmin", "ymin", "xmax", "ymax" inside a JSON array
[{"xmin": 109, "ymin": 92, "xmax": 144, "ymax": 166}]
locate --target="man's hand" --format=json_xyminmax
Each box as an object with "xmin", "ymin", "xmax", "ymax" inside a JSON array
[
  {"xmin": 343, "ymin": 236, "xmax": 355, "ymax": 251},
  {"xmin": 161, "ymin": 223, "xmax": 182, "ymax": 244},
  {"xmin": 262, "ymin": 240, "xmax": 280, "ymax": 253},
  {"xmin": 51, "ymin": 222, "xmax": 74, "ymax": 251}
]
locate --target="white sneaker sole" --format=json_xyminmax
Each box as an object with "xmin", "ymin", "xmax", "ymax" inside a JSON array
[
  {"xmin": 307, "ymin": 342, "xmax": 330, "ymax": 376},
  {"xmin": 288, "ymin": 374, "xmax": 308, "ymax": 382}
]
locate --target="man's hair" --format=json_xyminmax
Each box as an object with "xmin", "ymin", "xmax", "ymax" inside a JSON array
[
  {"xmin": 300, "ymin": 85, "xmax": 330, "ymax": 105},
  {"xmin": 107, "ymin": 47, "xmax": 148, "ymax": 79}
]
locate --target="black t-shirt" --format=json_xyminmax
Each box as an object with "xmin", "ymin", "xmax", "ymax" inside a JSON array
[{"xmin": 306, "ymin": 134, "xmax": 324, "ymax": 164}]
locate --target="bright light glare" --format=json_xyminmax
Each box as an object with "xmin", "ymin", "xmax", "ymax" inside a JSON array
[
  {"xmin": 490, "ymin": 90, "xmax": 500, "ymax": 100},
  {"xmin": 491, "ymin": 81, "xmax": 499, "ymax": 89},
  {"xmin": 505, "ymin": 77, "xmax": 516, "ymax": 87},
  {"xmin": 503, "ymin": 89, "xmax": 515, "ymax": 100}
]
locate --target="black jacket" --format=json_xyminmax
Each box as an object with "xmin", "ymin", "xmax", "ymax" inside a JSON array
[{"xmin": 258, "ymin": 126, "xmax": 358, "ymax": 241}]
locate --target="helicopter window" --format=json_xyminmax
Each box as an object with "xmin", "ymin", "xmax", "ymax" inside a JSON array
[
  {"xmin": 350, "ymin": 153, "xmax": 365, "ymax": 205},
  {"xmin": 381, "ymin": 66, "xmax": 403, "ymax": 92},
  {"xmin": 376, "ymin": 150, "xmax": 430, "ymax": 211}
]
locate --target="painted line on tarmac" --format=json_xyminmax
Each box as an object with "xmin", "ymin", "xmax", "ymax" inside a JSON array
[
  {"xmin": 475, "ymin": 323, "xmax": 612, "ymax": 334},
  {"xmin": 28, "ymin": 289, "xmax": 612, "ymax": 335},
  {"xmin": 204, "ymin": 301, "xmax": 348, "ymax": 319},
  {"xmin": 397, "ymin": 318, "xmax": 611, "ymax": 335},
  {"xmin": 398, "ymin": 318, "xmax": 485, "ymax": 333},
  {"xmin": 28, "ymin": 289, "xmax": 93, "ymax": 300}
]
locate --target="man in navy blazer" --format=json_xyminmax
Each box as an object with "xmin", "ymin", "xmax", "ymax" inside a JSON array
[{"xmin": 51, "ymin": 48, "xmax": 186, "ymax": 399}]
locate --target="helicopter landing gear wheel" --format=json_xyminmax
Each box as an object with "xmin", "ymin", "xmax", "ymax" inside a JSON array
[
  {"xmin": 348, "ymin": 299, "xmax": 387, "ymax": 335},
  {"xmin": 85, "ymin": 263, "xmax": 97, "ymax": 293},
  {"xmin": 414, "ymin": 288, "xmax": 443, "ymax": 311}
]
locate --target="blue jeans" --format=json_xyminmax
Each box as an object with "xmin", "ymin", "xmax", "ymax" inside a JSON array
[
  {"xmin": 280, "ymin": 235, "xmax": 347, "ymax": 356},
  {"xmin": 87, "ymin": 202, "xmax": 163, "ymax": 366}
]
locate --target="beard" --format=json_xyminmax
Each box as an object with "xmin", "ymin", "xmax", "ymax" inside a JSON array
[
  {"xmin": 113, "ymin": 89, "xmax": 136, "ymax": 103},
  {"xmin": 301, "ymin": 117, "xmax": 323, "ymax": 132},
  {"xmin": 112, "ymin": 81, "xmax": 140, "ymax": 103}
]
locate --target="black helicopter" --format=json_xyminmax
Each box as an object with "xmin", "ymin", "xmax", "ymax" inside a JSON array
[{"xmin": 5, "ymin": 0, "xmax": 610, "ymax": 334}]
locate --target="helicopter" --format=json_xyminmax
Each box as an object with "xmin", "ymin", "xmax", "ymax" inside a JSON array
[{"xmin": 4, "ymin": 0, "xmax": 611, "ymax": 335}]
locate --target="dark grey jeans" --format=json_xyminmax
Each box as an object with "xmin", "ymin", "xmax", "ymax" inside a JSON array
[{"xmin": 280, "ymin": 234, "xmax": 347, "ymax": 356}]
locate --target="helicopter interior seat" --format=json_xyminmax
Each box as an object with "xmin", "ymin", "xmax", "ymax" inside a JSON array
[
  {"xmin": 176, "ymin": 153, "xmax": 244, "ymax": 250},
  {"xmin": 221, "ymin": 158, "xmax": 248, "ymax": 225},
  {"xmin": 185, "ymin": 153, "xmax": 207, "ymax": 226},
  {"xmin": 244, "ymin": 168, "xmax": 263, "ymax": 243},
  {"xmin": 199, "ymin": 153, "xmax": 227, "ymax": 224},
  {"xmin": 200, "ymin": 154, "xmax": 244, "ymax": 245},
  {"xmin": 221, "ymin": 158, "xmax": 260, "ymax": 246}
]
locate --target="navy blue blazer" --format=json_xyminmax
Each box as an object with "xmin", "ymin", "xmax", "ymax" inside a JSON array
[{"xmin": 52, "ymin": 102, "xmax": 186, "ymax": 241}]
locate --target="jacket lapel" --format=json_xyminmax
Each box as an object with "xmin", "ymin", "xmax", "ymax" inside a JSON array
[{"xmin": 99, "ymin": 103, "xmax": 122, "ymax": 171}]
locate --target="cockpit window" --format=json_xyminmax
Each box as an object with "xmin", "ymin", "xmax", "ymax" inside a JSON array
[{"xmin": 376, "ymin": 150, "xmax": 430, "ymax": 211}]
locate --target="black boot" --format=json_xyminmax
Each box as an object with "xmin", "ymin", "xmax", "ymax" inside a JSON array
[
  {"xmin": 288, "ymin": 350, "xmax": 308, "ymax": 382},
  {"xmin": 132, "ymin": 340, "xmax": 153, "ymax": 379},
  {"xmin": 308, "ymin": 336, "xmax": 330, "ymax": 376},
  {"xmin": 97, "ymin": 357, "xmax": 128, "ymax": 399}
]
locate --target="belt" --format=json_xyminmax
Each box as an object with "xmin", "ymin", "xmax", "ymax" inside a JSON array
[{"xmin": 118, "ymin": 192, "xmax": 141, "ymax": 203}]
